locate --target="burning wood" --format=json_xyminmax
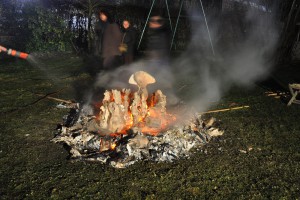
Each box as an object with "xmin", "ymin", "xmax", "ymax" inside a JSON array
[
  {"xmin": 52, "ymin": 71, "xmax": 224, "ymax": 168},
  {"xmin": 96, "ymin": 88, "xmax": 169, "ymax": 136}
]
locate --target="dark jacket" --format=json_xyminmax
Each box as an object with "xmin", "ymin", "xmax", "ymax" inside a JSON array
[
  {"xmin": 146, "ymin": 26, "xmax": 170, "ymax": 53},
  {"xmin": 122, "ymin": 26, "xmax": 137, "ymax": 55},
  {"xmin": 94, "ymin": 20, "xmax": 107, "ymax": 55},
  {"xmin": 103, "ymin": 23, "xmax": 122, "ymax": 58},
  {"xmin": 96, "ymin": 21, "xmax": 122, "ymax": 58}
]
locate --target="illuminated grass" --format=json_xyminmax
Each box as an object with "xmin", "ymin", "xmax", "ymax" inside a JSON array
[{"xmin": 0, "ymin": 56, "xmax": 300, "ymax": 199}]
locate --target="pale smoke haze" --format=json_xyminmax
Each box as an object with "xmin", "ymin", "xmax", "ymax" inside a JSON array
[
  {"xmin": 171, "ymin": 6, "xmax": 279, "ymax": 112},
  {"xmin": 90, "ymin": 5, "xmax": 279, "ymax": 115}
]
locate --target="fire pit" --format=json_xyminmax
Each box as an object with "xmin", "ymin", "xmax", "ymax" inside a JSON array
[{"xmin": 52, "ymin": 71, "xmax": 223, "ymax": 168}]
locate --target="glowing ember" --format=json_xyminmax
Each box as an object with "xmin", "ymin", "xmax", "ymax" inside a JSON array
[{"xmin": 111, "ymin": 143, "xmax": 117, "ymax": 150}]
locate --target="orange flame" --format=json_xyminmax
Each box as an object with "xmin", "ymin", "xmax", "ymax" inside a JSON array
[{"xmin": 97, "ymin": 91, "xmax": 177, "ymax": 137}]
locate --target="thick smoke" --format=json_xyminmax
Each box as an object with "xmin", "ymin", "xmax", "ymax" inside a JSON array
[
  {"xmin": 88, "ymin": 3, "xmax": 279, "ymax": 116},
  {"xmin": 171, "ymin": 4, "xmax": 279, "ymax": 112}
]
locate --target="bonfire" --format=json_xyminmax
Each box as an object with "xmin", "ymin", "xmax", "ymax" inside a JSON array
[{"xmin": 52, "ymin": 71, "xmax": 223, "ymax": 168}]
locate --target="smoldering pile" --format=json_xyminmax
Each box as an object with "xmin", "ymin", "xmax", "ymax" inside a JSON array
[
  {"xmin": 52, "ymin": 109, "xmax": 223, "ymax": 168},
  {"xmin": 51, "ymin": 71, "xmax": 224, "ymax": 168}
]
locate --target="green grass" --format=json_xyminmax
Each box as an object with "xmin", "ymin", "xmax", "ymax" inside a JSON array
[{"xmin": 0, "ymin": 55, "xmax": 300, "ymax": 199}]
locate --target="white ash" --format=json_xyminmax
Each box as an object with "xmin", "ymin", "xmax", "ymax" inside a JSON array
[{"xmin": 52, "ymin": 106, "xmax": 223, "ymax": 168}]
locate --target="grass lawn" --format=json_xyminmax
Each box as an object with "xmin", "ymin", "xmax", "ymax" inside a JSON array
[{"xmin": 0, "ymin": 54, "xmax": 300, "ymax": 199}]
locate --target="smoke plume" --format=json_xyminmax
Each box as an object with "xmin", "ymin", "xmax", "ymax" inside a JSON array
[
  {"xmin": 89, "ymin": 4, "xmax": 279, "ymax": 116},
  {"xmin": 171, "ymin": 4, "xmax": 279, "ymax": 112}
]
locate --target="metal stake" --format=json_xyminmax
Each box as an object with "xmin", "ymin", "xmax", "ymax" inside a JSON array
[
  {"xmin": 199, "ymin": 0, "xmax": 215, "ymax": 56},
  {"xmin": 137, "ymin": 0, "xmax": 156, "ymax": 50},
  {"xmin": 170, "ymin": 0, "xmax": 184, "ymax": 50},
  {"xmin": 165, "ymin": 0, "xmax": 173, "ymax": 32}
]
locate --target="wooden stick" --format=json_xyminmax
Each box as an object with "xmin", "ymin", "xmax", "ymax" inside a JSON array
[
  {"xmin": 266, "ymin": 93, "xmax": 279, "ymax": 96},
  {"xmin": 200, "ymin": 106, "xmax": 250, "ymax": 114},
  {"xmin": 1, "ymin": 90, "xmax": 73, "ymax": 115},
  {"xmin": 266, "ymin": 92, "xmax": 286, "ymax": 96},
  {"xmin": 35, "ymin": 93, "xmax": 73, "ymax": 104}
]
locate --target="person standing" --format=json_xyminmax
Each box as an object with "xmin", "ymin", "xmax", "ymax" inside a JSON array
[
  {"xmin": 146, "ymin": 15, "xmax": 170, "ymax": 62},
  {"xmin": 95, "ymin": 9, "xmax": 122, "ymax": 69},
  {"xmin": 121, "ymin": 19, "xmax": 137, "ymax": 64},
  {"xmin": 145, "ymin": 14, "xmax": 179, "ymax": 105},
  {"xmin": 94, "ymin": 10, "xmax": 107, "ymax": 56}
]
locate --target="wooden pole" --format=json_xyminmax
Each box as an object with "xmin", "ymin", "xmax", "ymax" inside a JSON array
[
  {"xmin": 35, "ymin": 93, "xmax": 73, "ymax": 104},
  {"xmin": 200, "ymin": 106, "xmax": 250, "ymax": 114}
]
